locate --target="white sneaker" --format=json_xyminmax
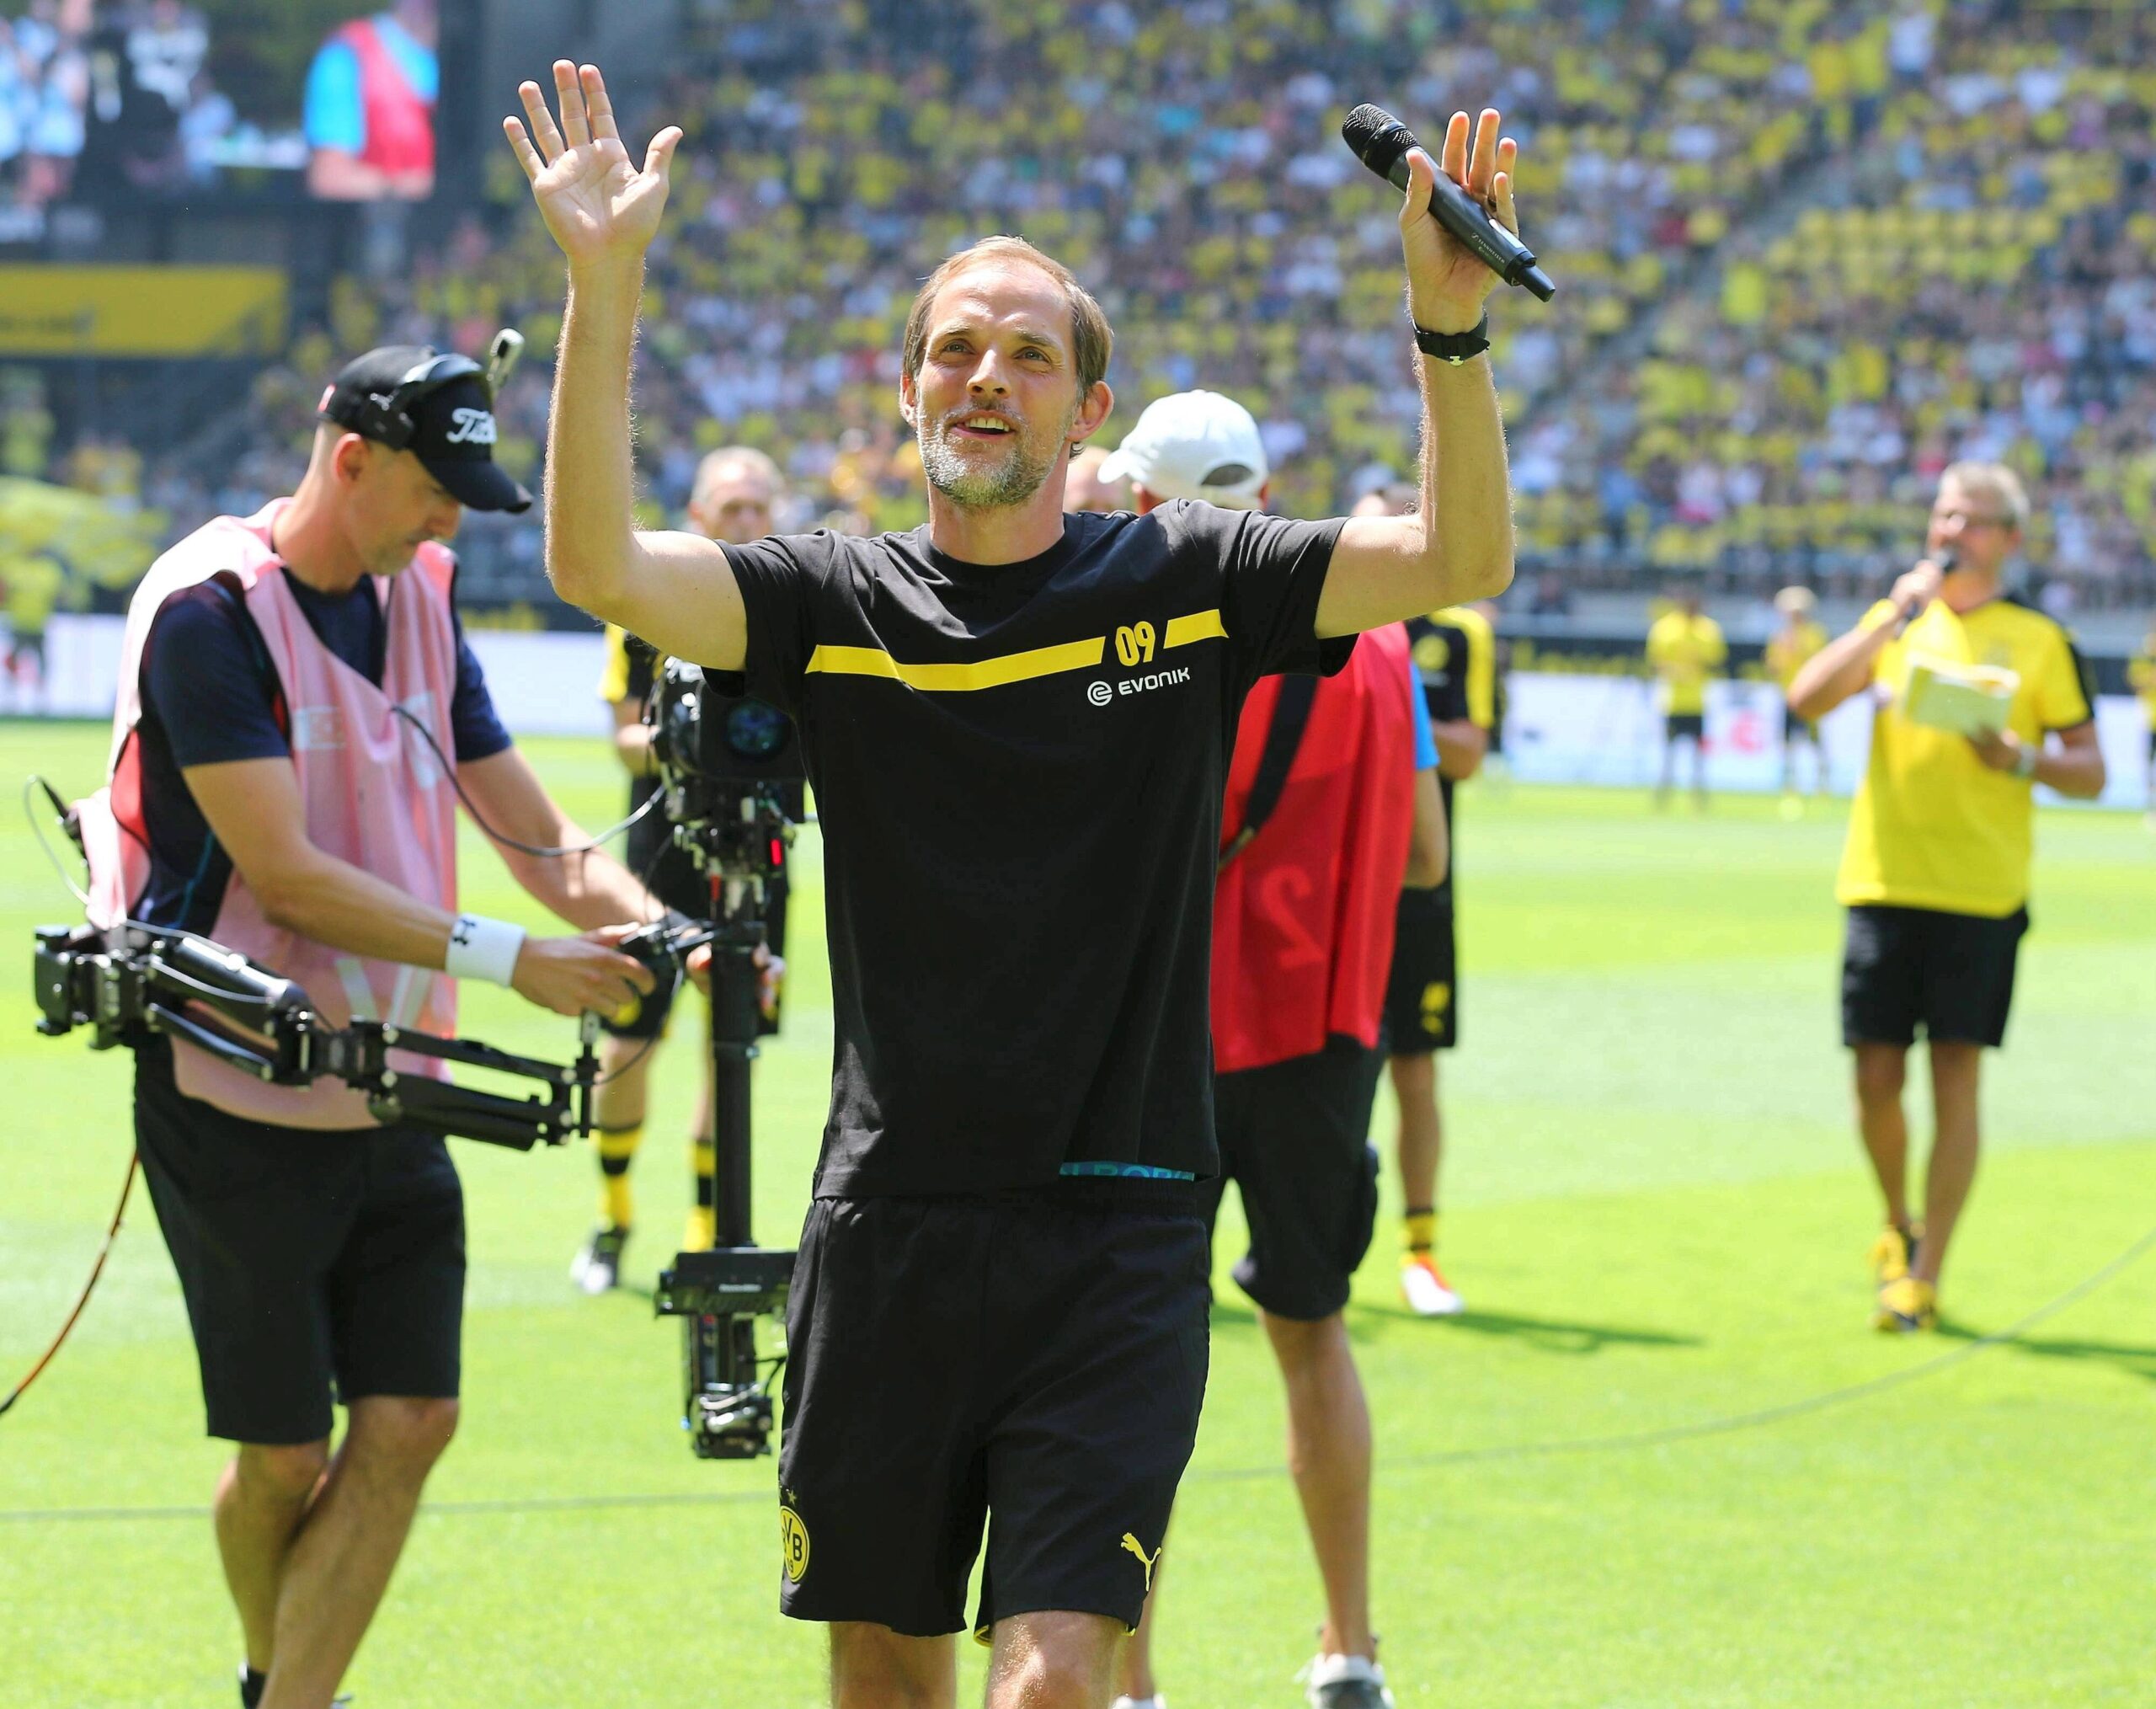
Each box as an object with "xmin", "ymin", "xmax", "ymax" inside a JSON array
[
  {"xmin": 1400, "ymin": 1252, "xmax": 1465, "ymax": 1316},
  {"xmin": 1112, "ymin": 1697, "xmax": 1165, "ymax": 1709},
  {"xmin": 1300, "ymin": 1653, "xmax": 1395, "ymax": 1709}
]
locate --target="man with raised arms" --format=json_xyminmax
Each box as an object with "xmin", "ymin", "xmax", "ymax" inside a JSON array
[{"xmin": 507, "ymin": 61, "xmax": 1520, "ymax": 1709}]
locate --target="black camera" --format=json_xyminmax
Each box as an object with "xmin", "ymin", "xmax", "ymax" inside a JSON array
[
  {"xmin": 643, "ymin": 660, "xmax": 804, "ymax": 1459},
  {"xmin": 648, "ymin": 661, "xmax": 800, "ymax": 872}
]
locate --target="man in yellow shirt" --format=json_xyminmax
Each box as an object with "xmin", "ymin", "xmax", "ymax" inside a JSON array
[
  {"xmin": 1646, "ymin": 588, "xmax": 1726, "ymax": 808},
  {"xmin": 1765, "ymin": 585, "xmax": 1829, "ymax": 801},
  {"xmin": 3, "ymin": 552, "xmax": 65, "ymax": 702},
  {"xmin": 1790, "ymin": 463, "xmax": 2104, "ymax": 1332},
  {"xmin": 2129, "ymin": 627, "xmax": 2156, "ymax": 828}
]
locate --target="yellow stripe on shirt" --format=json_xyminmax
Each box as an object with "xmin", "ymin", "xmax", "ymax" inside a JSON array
[
  {"xmin": 804, "ymin": 635, "xmax": 1106, "ymax": 692},
  {"xmin": 801, "ymin": 611, "xmax": 1225, "ymax": 692},
  {"xmin": 1164, "ymin": 609, "xmax": 1225, "ymax": 649}
]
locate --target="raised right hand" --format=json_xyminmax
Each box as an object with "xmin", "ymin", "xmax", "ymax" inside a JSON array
[
  {"xmin": 510, "ymin": 929, "xmax": 655, "ymax": 1019},
  {"xmin": 504, "ymin": 61, "xmax": 681, "ymax": 271},
  {"xmin": 1888, "ymin": 560, "xmax": 1945, "ymax": 628}
]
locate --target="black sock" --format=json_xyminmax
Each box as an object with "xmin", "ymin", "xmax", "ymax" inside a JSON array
[{"xmin": 240, "ymin": 1664, "xmax": 267, "ymax": 1708}]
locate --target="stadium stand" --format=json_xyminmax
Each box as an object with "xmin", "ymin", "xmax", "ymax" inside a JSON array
[{"xmin": 7, "ymin": 0, "xmax": 2153, "ymax": 617}]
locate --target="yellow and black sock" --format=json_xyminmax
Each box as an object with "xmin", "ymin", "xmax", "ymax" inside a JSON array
[
  {"xmin": 595, "ymin": 1123, "xmax": 643, "ymax": 1231},
  {"xmin": 685, "ymin": 1135, "xmax": 717, "ymax": 1251},
  {"xmin": 1403, "ymin": 1207, "xmax": 1438, "ymax": 1258}
]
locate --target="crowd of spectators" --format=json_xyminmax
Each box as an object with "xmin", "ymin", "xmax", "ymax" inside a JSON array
[
  {"xmin": 11, "ymin": 0, "xmax": 2155, "ymax": 618},
  {"xmin": 1510, "ymin": 1, "xmax": 2156, "ymax": 610}
]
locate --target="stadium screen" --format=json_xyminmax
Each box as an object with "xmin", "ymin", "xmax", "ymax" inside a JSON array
[{"xmin": 0, "ymin": 0, "xmax": 458, "ymax": 235}]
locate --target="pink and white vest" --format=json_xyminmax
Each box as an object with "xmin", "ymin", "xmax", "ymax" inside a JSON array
[{"xmin": 81, "ymin": 499, "xmax": 462, "ymax": 1129}]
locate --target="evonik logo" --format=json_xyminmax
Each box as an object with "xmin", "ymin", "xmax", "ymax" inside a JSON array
[{"xmin": 1087, "ymin": 666, "xmax": 1192, "ymax": 707}]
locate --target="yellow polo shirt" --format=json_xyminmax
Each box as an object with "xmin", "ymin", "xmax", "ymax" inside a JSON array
[
  {"xmin": 1646, "ymin": 610, "xmax": 1725, "ymax": 715},
  {"xmin": 1765, "ymin": 618, "xmax": 1828, "ymax": 692},
  {"xmin": 1837, "ymin": 596, "xmax": 2094, "ymax": 919},
  {"xmin": 2128, "ymin": 649, "xmax": 2156, "ymax": 732}
]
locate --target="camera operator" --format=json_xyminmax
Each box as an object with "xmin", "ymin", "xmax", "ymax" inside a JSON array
[
  {"xmin": 1788, "ymin": 462, "xmax": 2104, "ymax": 1334},
  {"xmin": 574, "ymin": 445, "xmax": 792, "ymax": 1292},
  {"xmin": 510, "ymin": 64, "xmax": 1517, "ymax": 1708},
  {"xmin": 1104, "ymin": 393, "xmax": 1443, "ymax": 1709},
  {"xmin": 78, "ymin": 344, "xmax": 658, "ymax": 1709}
]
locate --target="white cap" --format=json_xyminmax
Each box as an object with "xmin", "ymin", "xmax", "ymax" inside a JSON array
[
  {"xmin": 1098, "ymin": 390, "xmax": 1268, "ymax": 510},
  {"xmin": 1774, "ymin": 585, "xmax": 1817, "ymax": 615}
]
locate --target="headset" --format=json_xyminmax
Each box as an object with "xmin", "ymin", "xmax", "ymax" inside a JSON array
[{"xmin": 336, "ymin": 329, "xmax": 526, "ymax": 451}]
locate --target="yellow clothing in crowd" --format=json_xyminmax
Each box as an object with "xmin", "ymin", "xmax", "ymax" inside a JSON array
[
  {"xmin": 1646, "ymin": 609, "xmax": 1726, "ymax": 715},
  {"xmin": 1837, "ymin": 597, "xmax": 2094, "ymax": 920}
]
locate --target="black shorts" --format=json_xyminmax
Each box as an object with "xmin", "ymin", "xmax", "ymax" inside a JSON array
[
  {"xmin": 133, "ymin": 1036, "xmax": 465, "ymax": 1445},
  {"xmin": 1203, "ymin": 1038, "xmax": 1383, "ymax": 1322},
  {"xmin": 1783, "ymin": 705, "xmax": 1819, "ymax": 745},
  {"xmin": 776, "ymin": 1192, "xmax": 1209, "ymax": 1639},
  {"xmin": 1841, "ymin": 904, "xmax": 2029, "ymax": 1049},
  {"xmin": 1383, "ymin": 886, "xmax": 1458, "ymax": 1054},
  {"xmin": 1665, "ymin": 712, "xmax": 1705, "ymax": 742}
]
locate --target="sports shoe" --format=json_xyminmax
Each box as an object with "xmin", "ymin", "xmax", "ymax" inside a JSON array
[
  {"xmin": 1401, "ymin": 1251, "xmax": 1464, "ymax": 1316},
  {"xmin": 237, "ymin": 1669, "xmax": 350, "ymax": 1706},
  {"xmin": 1110, "ymin": 1697, "xmax": 1165, "ymax": 1709},
  {"xmin": 1867, "ymin": 1221, "xmax": 1920, "ymax": 1285},
  {"xmin": 570, "ymin": 1225, "xmax": 629, "ymax": 1295},
  {"xmin": 1299, "ymin": 1653, "xmax": 1395, "ymax": 1709},
  {"xmin": 1871, "ymin": 1276, "xmax": 1937, "ymax": 1333}
]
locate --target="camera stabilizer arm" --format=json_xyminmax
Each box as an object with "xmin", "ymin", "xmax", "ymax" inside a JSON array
[{"xmin": 34, "ymin": 922, "xmax": 601, "ymax": 1150}]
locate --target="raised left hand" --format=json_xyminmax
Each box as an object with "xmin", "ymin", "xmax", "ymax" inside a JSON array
[{"xmin": 1401, "ymin": 109, "xmax": 1520, "ymax": 334}]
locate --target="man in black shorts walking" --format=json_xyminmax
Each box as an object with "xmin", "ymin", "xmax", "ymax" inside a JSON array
[
  {"xmin": 510, "ymin": 62, "xmax": 1521, "ymax": 1706},
  {"xmin": 88, "ymin": 343, "xmax": 658, "ymax": 1708},
  {"xmin": 1102, "ymin": 393, "xmax": 1441, "ymax": 1709}
]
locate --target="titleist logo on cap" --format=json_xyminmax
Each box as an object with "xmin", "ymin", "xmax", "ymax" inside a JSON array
[{"xmin": 445, "ymin": 408, "xmax": 498, "ymax": 446}]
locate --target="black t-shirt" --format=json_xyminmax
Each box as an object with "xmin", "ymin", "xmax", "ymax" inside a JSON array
[
  {"xmin": 132, "ymin": 567, "xmax": 512, "ymax": 935},
  {"xmin": 723, "ymin": 501, "xmax": 1348, "ymax": 1197}
]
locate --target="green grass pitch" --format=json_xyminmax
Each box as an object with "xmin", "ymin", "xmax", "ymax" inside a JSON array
[{"xmin": 3, "ymin": 723, "xmax": 2153, "ymax": 1707}]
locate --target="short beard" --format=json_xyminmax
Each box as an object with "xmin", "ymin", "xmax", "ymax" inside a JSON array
[{"xmin": 918, "ymin": 403, "xmax": 1076, "ymax": 511}]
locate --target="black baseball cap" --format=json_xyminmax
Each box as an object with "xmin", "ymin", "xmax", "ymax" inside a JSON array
[{"xmin": 318, "ymin": 344, "xmax": 534, "ymax": 514}]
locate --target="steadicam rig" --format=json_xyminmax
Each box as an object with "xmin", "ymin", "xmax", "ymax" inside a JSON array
[
  {"xmin": 643, "ymin": 660, "xmax": 804, "ymax": 1460},
  {"xmin": 34, "ymin": 922, "xmax": 602, "ymax": 1151}
]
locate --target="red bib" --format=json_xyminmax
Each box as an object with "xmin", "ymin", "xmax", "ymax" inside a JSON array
[{"xmin": 1211, "ymin": 622, "xmax": 1417, "ymax": 1074}]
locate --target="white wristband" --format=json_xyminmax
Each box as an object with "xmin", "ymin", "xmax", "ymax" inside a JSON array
[
  {"xmin": 2013, "ymin": 744, "xmax": 2040, "ymax": 781},
  {"xmin": 443, "ymin": 914, "xmax": 526, "ymax": 986}
]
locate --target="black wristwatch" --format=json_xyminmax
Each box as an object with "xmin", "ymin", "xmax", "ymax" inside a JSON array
[{"xmin": 1412, "ymin": 312, "xmax": 1491, "ymax": 365}]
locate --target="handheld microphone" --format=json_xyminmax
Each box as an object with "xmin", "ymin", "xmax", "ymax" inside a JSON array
[
  {"xmin": 1341, "ymin": 104, "xmax": 1556, "ymax": 302},
  {"xmin": 1891, "ymin": 548, "xmax": 1954, "ymax": 637}
]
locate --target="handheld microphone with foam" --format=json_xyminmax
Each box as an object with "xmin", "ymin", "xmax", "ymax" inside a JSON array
[{"xmin": 1341, "ymin": 104, "xmax": 1555, "ymax": 302}]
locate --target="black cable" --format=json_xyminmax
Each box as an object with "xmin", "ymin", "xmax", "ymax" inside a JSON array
[
  {"xmin": 24, "ymin": 776, "xmax": 89, "ymax": 907},
  {"xmin": 9, "ymin": 1219, "xmax": 2148, "ymax": 1519},
  {"xmin": 1205, "ymin": 1215, "xmax": 2156, "ymax": 1482},
  {"xmin": 391, "ymin": 705, "xmax": 662, "ymax": 858},
  {"xmin": 0, "ymin": 1156, "xmax": 138, "ymax": 1422}
]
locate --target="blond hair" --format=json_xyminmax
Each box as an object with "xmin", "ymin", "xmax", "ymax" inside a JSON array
[
  {"xmin": 1940, "ymin": 461, "xmax": 2028, "ymax": 531},
  {"xmin": 691, "ymin": 445, "xmax": 783, "ymax": 511},
  {"xmin": 902, "ymin": 237, "xmax": 1113, "ymax": 394}
]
